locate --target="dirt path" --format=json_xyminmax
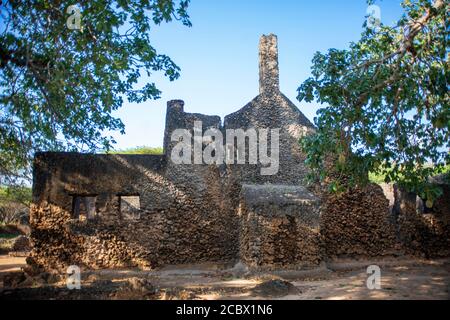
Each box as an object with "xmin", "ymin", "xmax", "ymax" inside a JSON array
[
  {"xmin": 0, "ymin": 255, "xmax": 26, "ymax": 273},
  {"xmin": 168, "ymin": 259, "xmax": 450, "ymax": 300},
  {"xmin": 1, "ymin": 256, "xmax": 449, "ymax": 300}
]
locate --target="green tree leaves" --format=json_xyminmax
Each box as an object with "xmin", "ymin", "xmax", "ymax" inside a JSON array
[
  {"xmin": 0, "ymin": 0, "xmax": 191, "ymax": 184},
  {"xmin": 298, "ymin": 0, "xmax": 449, "ymax": 201}
]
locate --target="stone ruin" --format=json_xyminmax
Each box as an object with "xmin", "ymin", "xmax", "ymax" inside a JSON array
[{"xmin": 29, "ymin": 34, "xmax": 450, "ymax": 272}]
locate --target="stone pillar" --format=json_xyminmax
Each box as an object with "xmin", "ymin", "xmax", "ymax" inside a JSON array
[
  {"xmin": 259, "ymin": 34, "xmax": 280, "ymax": 95},
  {"xmin": 163, "ymin": 99, "xmax": 185, "ymax": 155}
]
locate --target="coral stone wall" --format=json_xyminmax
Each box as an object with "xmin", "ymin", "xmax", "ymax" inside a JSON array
[
  {"xmin": 31, "ymin": 85, "xmax": 322, "ymax": 272},
  {"xmin": 320, "ymin": 184, "xmax": 398, "ymax": 258},
  {"xmin": 394, "ymin": 183, "xmax": 450, "ymax": 258},
  {"xmin": 239, "ymin": 185, "xmax": 322, "ymax": 270},
  {"xmin": 29, "ymin": 32, "xmax": 450, "ymax": 272},
  {"xmin": 30, "ymin": 152, "xmax": 450, "ymax": 272},
  {"xmin": 224, "ymin": 93, "xmax": 315, "ymax": 186},
  {"xmin": 30, "ymin": 150, "xmax": 238, "ymax": 271}
]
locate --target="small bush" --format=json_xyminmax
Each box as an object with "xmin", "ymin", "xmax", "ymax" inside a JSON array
[{"xmin": 106, "ymin": 146, "xmax": 163, "ymax": 155}]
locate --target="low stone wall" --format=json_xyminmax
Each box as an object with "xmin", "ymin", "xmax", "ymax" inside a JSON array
[
  {"xmin": 238, "ymin": 185, "xmax": 322, "ymax": 270},
  {"xmin": 395, "ymin": 183, "xmax": 450, "ymax": 258},
  {"xmin": 320, "ymin": 184, "xmax": 398, "ymax": 258}
]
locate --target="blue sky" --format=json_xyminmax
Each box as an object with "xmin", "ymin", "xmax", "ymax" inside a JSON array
[{"xmin": 109, "ymin": 0, "xmax": 405, "ymax": 150}]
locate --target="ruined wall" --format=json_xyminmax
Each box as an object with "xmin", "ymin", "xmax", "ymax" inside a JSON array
[
  {"xmin": 30, "ymin": 147, "xmax": 238, "ymax": 271},
  {"xmin": 224, "ymin": 93, "xmax": 315, "ymax": 186},
  {"xmin": 239, "ymin": 185, "xmax": 322, "ymax": 270},
  {"xmin": 162, "ymin": 100, "xmax": 239, "ymax": 265},
  {"xmin": 31, "ymin": 153, "xmax": 165, "ymax": 271},
  {"xmin": 320, "ymin": 182, "xmax": 450, "ymax": 259},
  {"xmin": 394, "ymin": 183, "xmax": 450, "ymax": 258},
  {"xmin": 320, "ymin": 184, "xmax": 398, "ymax": 258},
  {"xmin": 224, "ymin": 35, "xmax": 315, "ymax": 187},
  {"xmin": 30, "ymin": 33, "xmax": 450, "ymax": 273},
  {"xmin": 30, "ymin": 150, "xmax": 450, "ymax": 271}
]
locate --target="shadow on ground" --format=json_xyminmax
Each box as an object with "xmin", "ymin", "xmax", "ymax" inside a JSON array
[{"xmin": 0, "ymin": 256, "xmax": 449, "ymax": 300}]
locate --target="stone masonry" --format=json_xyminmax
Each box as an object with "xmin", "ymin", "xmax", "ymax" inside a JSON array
[{"xmin": 30, "ymin": 34, "xmax": 450, "ymax": 272}]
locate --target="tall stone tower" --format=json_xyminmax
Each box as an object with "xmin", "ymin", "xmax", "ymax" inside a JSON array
[
  {"xmin": 259, "ymin": 34, "xmax": 280, "ymax": 95},
  {"xmin": 224, "ymin": 34, "xmax": 315, "ymax": 185}
]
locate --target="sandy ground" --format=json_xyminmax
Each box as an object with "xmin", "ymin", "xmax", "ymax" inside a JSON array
[
  {"xmin": 0, "ymin": 255, "xmax": 449, "ymax": 300},
  {"xmin": 0, "ymin": 255, "xmax": 27, "ymax": 273}
]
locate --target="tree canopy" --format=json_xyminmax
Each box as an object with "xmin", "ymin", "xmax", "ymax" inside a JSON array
[
  {"xmin": 297, "ymin": 0, "xmax": 448, "ymax": 203},
  {"xmin": 0, "ymin": 0, "xmax": 191, "ymax": 184}
]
